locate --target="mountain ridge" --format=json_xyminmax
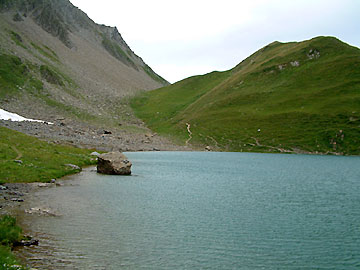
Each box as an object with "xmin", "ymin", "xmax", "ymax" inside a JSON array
[{"xmin": 131, "ymin": 36, "xmax": 360, "ymax": 155}]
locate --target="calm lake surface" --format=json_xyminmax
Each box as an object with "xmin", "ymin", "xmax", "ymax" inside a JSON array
[{"xmin": 18, "ymin": 152, "xmax": 360, "ymax": 269}]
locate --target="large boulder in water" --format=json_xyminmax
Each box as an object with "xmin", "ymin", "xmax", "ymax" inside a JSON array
[{"xmin": 97, "ymin": 152, "xmax": 132, "ymax": 175}]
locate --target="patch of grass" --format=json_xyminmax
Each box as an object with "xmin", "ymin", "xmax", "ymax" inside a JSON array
[
  {"xmin": 41, "ymin": 96, "xmax": 96, "ymax": 122},
  {"xmin": 31, "ymin": 42, "xmax": 59, "ymax": 63},
  {"xmin": 9, "ymin": 31, "xmax": 26, "ymax": 49},
  {"xmin": 0, "ymin": 54, "xmax": 46, "ymax": 100},
  {"xmin": 48, "ymin": 65, "xmax": 79, "ymax": 91},
  {"xmin": 0, "ymin": 127, "xmax": 97, "ymax": 183},
  {"xmin": 131, "ymin": 36, "xmax": 360, "ymax": 155},
  {"xmin": 0, "ymin": 216, "xmax": 22, "ymax": 246},
  {"xmin": 102, "ymin": 36, "xmax": 137, "ymax": 70},
  {"xmin": 0, "ymin": 245, "xmax": 27, "ymax": 270},
  {"xmin": 40, "ymin": 65, "xmax": 63, "ymax": 86},
  {"xmin": 142, "ymin": 64, "xmax": 168, "ymax": 85},
  {"xmin": 0, "ymin": 216, "xmax": 27, "ymax": 270},
  {"xmin": 37, "ymin": 61, "xmax": 81, "ymax": 99},
  {"xmin": 0, "ymin": 54, "xmax": 30, "ymax": 99},
  {"xmin": 43, "ymin": 45, "xmax": 58, "ymax": 59}
]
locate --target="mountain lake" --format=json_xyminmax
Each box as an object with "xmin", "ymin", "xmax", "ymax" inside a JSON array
[{"xmin": 15, "ymin": 152, "xmax": 360, "ymax": 269}]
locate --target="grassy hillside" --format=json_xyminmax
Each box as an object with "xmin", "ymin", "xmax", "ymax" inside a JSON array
[
  {"xmin": 0, "ymin": 126, "xmax": 96, "ymax": 183},
  {"xmin": 131, "ymin": 37, "xmax": 360, "ymax": 155}
]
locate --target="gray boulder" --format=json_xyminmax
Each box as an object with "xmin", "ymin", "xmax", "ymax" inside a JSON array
[{"xmin": 97, "ymin": 152, "xmax": 132, "ymax": 175}]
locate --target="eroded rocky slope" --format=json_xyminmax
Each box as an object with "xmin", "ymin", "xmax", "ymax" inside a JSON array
[{"xmin": 0, "ymin": 0, "xmax": 183, "ymax": 151}]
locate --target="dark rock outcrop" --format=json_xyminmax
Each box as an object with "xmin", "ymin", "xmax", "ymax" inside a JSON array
[
  {"xmin": 14, "ymin": 238, "xmax": 39, "ymax": 247},
  {"xmin": 97, "ymin": 152, "xmax": 132, "ymax": 175}
]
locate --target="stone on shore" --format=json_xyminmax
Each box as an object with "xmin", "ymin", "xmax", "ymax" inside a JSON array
[
  {"xmin": 14, "ymin": 239, "xmax": 39, "ymax": 247},
  {"xmin": 97, "ymin": 152, "xmax": 132, "ymax": 175},
  {"xmin": 65, "ymin": 164, "xmax": 81, "ymax": 170}
]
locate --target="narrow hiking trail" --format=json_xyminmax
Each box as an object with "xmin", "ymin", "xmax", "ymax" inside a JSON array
[
  {"xmin": 186, "ymin": 123, "xmax": 192, "ymax": 145},
  {"xmin": 11, "ymin": 145, "xmax": 23, "ymax": 160}
]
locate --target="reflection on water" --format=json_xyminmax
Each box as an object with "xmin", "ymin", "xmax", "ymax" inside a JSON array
[{"xmin": 14, "ymin": 152, "xmax": 360, "ymax": 269}]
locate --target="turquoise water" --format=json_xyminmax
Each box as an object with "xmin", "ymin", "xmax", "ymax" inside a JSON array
[{"xmin": 19, "ymin": 152, "xmax": 360, "ymax": 269}]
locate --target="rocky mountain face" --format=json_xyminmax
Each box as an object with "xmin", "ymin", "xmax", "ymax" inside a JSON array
[
  {"xmin": 0, "ymin": 0, "xmax": 183, "ymax": 152},
  {"xmin": 0, "ymin": 0, "xmax": 167, "ymax": 77}
]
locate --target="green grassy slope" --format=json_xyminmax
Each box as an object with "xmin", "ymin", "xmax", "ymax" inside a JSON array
[
  {"xmin": 131, "ymin": 36, "xmax": 360, "ymax": 154},
  {"xmin": 0, "ymin": 127, "xmax": 96, "ymax": 183}
]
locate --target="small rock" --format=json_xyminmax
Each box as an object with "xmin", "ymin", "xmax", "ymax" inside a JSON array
[
  {"xmin": 14, "ymin": 239, "xmax": 39, "ymax": 247},
  {"xmin": 11, "ymin": 198, "xmax": 24, "ymax": 202},
  {"xmin": 38, "ymin": 183, "xmax": 50, "ymax": 188},
  {"xmin": 152, "ymin": 147, "xmax": 160, "ymax": 151},
  {"xmin": 308, "ymin": 49, "xmax": 320, "ymax": 59},
  {"xmin": 51, "ymin": 179, "xmax": 56, "ymax": 183},
  {"xmin": 65, "ymin": 164, "xmax": 81, "ymax": 170},
  {"xmin": 25, "ymin": 207, "xmax": 57, "ymax": 216},
  {"xmin": 103, "ymin": 130, "xmax": 112, "ymax": 135},
  {"xmin": 90, "ymin": 151, "xmax": 101, "ymax": 157},
  {"xmin": 0, "ymin": 185, "xmax": 7, "ymax": 191},
  {"xmin": 205, "ymin": 146, "xmax": 211, "ymax": 151},
  {"xmin": 14, "ymin": 160, "xmax": 23, "ymax": 164},
  {"xmin": 8, "ymin": 191, "xmax": 24, "ymax": 196},
  {"xmin": 278, "ymin": 64, "xmax": 287, "ymax": 70},
  {"xmin": 349, "ymin": 117, "xmax": 357, "ymax": 122}
]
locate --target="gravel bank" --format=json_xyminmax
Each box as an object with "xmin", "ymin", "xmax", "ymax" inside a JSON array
[{"xmin": 0, "ymin": 119, "xmax": 190, "ymax": 152}]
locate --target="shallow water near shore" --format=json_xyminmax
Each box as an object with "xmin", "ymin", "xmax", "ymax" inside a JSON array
[{"xmin": 15, "ymin": 152, "xmax": 360, "ymax": 269}]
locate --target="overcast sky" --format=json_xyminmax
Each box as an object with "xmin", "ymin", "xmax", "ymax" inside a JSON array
[{"xmin": 70, "ymin": 0, "xmax": 360, "ymax": 83}]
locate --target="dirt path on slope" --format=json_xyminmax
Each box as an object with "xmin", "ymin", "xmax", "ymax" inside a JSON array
[
  {"xmin": 185, "ymin": 123, "xmax": 192, "ymax": 145},
  {"xmin": 11, "ymin": 145, "xmax": 23, "ymax": 160}
]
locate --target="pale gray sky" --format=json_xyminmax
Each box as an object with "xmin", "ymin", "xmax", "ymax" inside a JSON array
[{"xmin": 70, "ymin": 0, "xmax": 360, "ymax": 83}]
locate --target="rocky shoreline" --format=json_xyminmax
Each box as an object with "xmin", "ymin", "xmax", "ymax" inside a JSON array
[
  {"xmin": 0, "ymin": 170, "xmax": 93, "ymax": 269},
  {"xmin": 0, "ymin": 180, "xmax": 66, "ymax": 218},
  {"xmin": 0, "ymin": 183, "xmax": 35, "ymax": 216},
  {"xmin": 0, "ymin": 116, "xmax": 191, "ymax": 268},
  {"xmin": 0, "ymin": 113, "xmax": 191, "ymax": 218},
  {"xmin": 0, "ymin": 118, "xmax": 191, "ymax": 152}
]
